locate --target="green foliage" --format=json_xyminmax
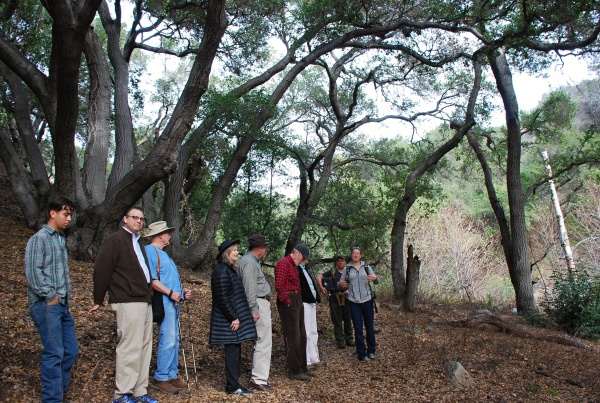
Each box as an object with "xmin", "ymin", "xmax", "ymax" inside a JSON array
[
  {"xmin": 521, "ymin": 91, "xmax": 576, "ymax": 143},
  {"xmin": 541, "ymin": 269, "xmax": 600, "ymax": 340},
  {"xmin": 312, "ymin": 160, "xmax": 394, "ymax": 259},
  {"xmin": 0, "ymin": 0, "xmax": 52, "ymax": 67},
  {"xmin": 220, "ymin": 186, "xmax": 291, "ymax": 261}
]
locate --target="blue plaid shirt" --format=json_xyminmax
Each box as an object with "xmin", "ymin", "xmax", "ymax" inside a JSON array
[{"xmin": 25, "ymin": 225, "xmax": 71, "ymax": 308}]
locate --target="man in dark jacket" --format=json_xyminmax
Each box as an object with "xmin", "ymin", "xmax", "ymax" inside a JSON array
[
  {"xmin": 298, "ymin": 260, "xmax": 324, "ymax": 369},
  {"xmin": 91, "ymin": 207, "xmax": 157, "ymax": 403},
  {"xmin": 316, "ymin": 255, "xmax": 354, "ymax": 349}
]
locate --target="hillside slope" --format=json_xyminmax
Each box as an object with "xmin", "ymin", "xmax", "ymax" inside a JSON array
[{"xmin": 1, "ymin": 185, "xmax": 599, "ymax": 402}]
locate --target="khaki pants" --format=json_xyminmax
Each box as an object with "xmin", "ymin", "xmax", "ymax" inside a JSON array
[
  {"xmin": 111, "ymin": 302, "xmax": 153, "ymax": 398},
  {"xmin": 303, "ymin": 302, "xmax": 320, "ymax": 365},
  {"xmin": 251, "ymin": 297, "xmax": 273, "ymax": 384}
]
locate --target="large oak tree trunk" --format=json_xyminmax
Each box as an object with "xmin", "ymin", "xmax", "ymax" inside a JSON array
[
  {"xmin": 0, "ymin": 127, "xmax": 39, "ymax": 227},
  {"xmin": 82, "ymin": 28, "xmax": 111, "ymax": 205},
  {"xmin": 73, "ymin": 0, "xmax": 229, "ymax": 261},
  {"xmin": 488, "ymin": 50, "xmax": 537, "ymax": 314},
  {"xmin": 0, "ymin": 61, "xmax": 51, "ymax": 218},
  {"xmin": 42, "ymin": 0, "xmax": 103, "ymax": 208},
  {"xmin": 97, "ymin": 0, "xmax": 136, "ymax": 194}
]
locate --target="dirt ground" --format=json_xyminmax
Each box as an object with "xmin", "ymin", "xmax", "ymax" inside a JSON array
[{"xmin": 1, "ymin": 179, "xmax": 599, "ymax": 402}]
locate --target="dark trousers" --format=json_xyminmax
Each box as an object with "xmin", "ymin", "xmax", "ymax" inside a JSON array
[
  {"xmin": 224, "ymin": 344, "xmax": 241, "ymax": 391},
  {"xmin": 349, "ymin": 300, "xmax": 376, "ymax": 359},
  {"xmin": 277, "ymin": 294, "xmax": 307, "ymax": 375},
  {"xmin": 329, "ymin": 295, "xmax": 353, "ymax": 345}
]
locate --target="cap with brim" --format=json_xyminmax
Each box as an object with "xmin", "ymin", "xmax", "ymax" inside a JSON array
[
  {"xmin": 243, "ymin": 234, "xmax": 270, "ymax": 247},
  {"xmin": 335, "ymin": 255, "xmax": 346, "ymax": 261},
  {"xmin": 217, "ymin": 239, "xmax": 240, "ymax": 259},
  {"xmin": 294, "ymin": 243, "xmax": 310, "ymax": 261},
  {"xmin": 144, "ymin": 221, "xmax": 175, "ymax": 238}
]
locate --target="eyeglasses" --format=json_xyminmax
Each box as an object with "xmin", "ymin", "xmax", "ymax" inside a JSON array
[{"xmin": 126, "ymin": 215, "xmax": 145, "ymax": 222}]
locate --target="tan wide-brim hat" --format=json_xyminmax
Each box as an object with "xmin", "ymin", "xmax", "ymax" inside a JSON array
[{"xmin": 144, "ymin": 221, "xmax": 175, "ymax": 238}]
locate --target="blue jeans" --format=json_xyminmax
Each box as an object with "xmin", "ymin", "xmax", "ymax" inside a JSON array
[
  {"xmin": 30, "ymin": 301, "xmax": 79, "ymax": 403},
  {"xmin": 348, "ymin": 300, "xmax": 376, "ymax": 359},
  {"xmin": 154, "ymin": 300, "xmax": 180, "ymax": 381}
]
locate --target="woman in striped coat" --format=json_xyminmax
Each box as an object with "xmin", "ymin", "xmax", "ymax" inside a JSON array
[{"xmin": 209, "ymin": 240, "xmax": 257, "ymax": 395}]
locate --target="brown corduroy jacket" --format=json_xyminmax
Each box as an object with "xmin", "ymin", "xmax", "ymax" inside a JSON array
[{"xmin": 93, "ymin": 228, "xmax": 152, "ymax": 306}]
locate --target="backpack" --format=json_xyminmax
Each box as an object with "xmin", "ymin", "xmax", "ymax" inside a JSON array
[
  {"xmin": 322, "ymin": 267, "xmax": 336, "ymax": 292},
  {"xmin": 346, "ymin": 262, "xmax": 378, "ymax": 313}
]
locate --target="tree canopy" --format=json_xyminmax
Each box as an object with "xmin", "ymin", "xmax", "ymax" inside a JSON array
[{"xmin": 1, "ymin": 0, "xmax": 599, "ymax": 312}]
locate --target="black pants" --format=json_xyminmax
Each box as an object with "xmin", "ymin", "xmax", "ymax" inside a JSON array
[
  {"xmin": 277, "ymin": 294, "xmax": 307, "ymax": 375},
  {"xmin": 329, "ymin": 295, "xmax": 353, "ymax": 344},
  {"xmin": 224, "ymin": 344, "xmax": 241, "ymax": 391}
]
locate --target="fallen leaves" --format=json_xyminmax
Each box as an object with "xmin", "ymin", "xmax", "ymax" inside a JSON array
[{"xmin": 0, "ymin": 208, "xmax": 599, "ymax": 401}]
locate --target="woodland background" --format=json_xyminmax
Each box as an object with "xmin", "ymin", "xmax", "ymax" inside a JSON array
[
  {"xmin": 1, "ymin": 0, "xmax": 600, "ymax": 400},
  {"xmin": 0, "ymin": 172, "xmax": 599, "ymax": 402}
]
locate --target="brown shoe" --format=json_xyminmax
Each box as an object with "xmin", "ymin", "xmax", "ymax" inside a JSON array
[
  {"xmin": 168, "ymin": 378, "xmax": 187, "ymax": 390},
  {"xmin": 249, "ymin": 381, "xmax": 273, "ymax": 392},
  {"xmin": 289, "ymin": 372, "xmax": 311, "ymax": 381},
  {"xmin": 152, "ymin": 380, "xmax": 180, "ymax": 394}
]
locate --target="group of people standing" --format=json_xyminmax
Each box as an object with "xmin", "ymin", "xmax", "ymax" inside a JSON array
[
  {"xmin": 26, "ymin": 200, "xmax": 190, "ymax": 403},
  {"xmin": 209, "ymin": 238, "xmax": 380, "ymax": 393},
  {"xmin": 24, "ymin": 197, "xmax": 379, "ymax": 403}
]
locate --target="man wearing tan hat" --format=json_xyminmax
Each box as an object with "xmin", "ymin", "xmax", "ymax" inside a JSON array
[
  {"xmin": 238, "ymin": 235, "xmax": 273, "ymax": 392},
  {"xmin": 144, "ymin": 221, "xmax": 192, "ymax": 395}
]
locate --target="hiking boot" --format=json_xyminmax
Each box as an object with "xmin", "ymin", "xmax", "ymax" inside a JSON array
[
  {"xmin": 358, "ymin": 356, "xmax": 370, "ymax": 362},
  {"xmin": 304, "ymin": 371, "xmax": 316, "ymax": 378},
  {"xmin": 368, "ymin": 353, "xmax": 376, "ymax": 360},
  {"xmin": 311, "ymin": 361, "xmax": 327, "ymax": 368},
  {"xmin": 112, "ymin": 396, "xmax": 135, "ymax": 403},
  {"xmin": 168, "ymin": 378, "xmax": 187, "ymax": 389},
  {"xmin": 346, "ymin": 340, "xmax": 355, "ymax": 346},
  {"xmin": 337, "ymin": 342, "xmax": 346, "ymax": 349},
  {"xmin": 289, "ymin": 372, "xmax": 311, "ymax": 381},
  {"xmin": 133, "ymin": 395, "xmax": 159, "ymax": 403},
  {"xmin": 152, "ymin": 380, "xmax": 180, "ymax": 394}
]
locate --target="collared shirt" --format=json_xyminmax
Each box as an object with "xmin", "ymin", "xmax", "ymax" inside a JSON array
[
  {"xmin": 145, "ymin": 245, "xmax": 182, "ymax": 295},
  {"xmin": 25, "ymin": 225, "xmax": 71, "ymax": 308},
  {"xmin": 123, "ymin": 227, "xmax": 150, "ymax": 282},
  {"xmin": 275, "ymin": 254, "xmax": 300, "ymax": 305},
  {"xmin": 238, "ymin": 251, "xmax": 271, "ymax": 314},
  {"xmin": 341, "ymin": 261, "xmax": 379, "ymax": 303}
]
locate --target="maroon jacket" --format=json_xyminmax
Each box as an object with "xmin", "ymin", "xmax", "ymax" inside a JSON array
[{"xmin": 93, "ymin": 228, "xmax": 152, "ymax": 305}]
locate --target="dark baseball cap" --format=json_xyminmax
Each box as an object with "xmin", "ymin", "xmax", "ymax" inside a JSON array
[{"xmin": 294, "ymin": 243, "xmax": 310, "ymax": 260}]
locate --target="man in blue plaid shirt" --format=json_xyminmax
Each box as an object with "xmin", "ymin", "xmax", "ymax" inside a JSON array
[{"xmin": 25, "ymin": 196, "xmax": 78, "ymax": 403}]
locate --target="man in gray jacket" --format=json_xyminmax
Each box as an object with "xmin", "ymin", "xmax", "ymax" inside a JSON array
[{"xmin": 237, "ymin": 234, "xmax": 274, "ymax": 392}]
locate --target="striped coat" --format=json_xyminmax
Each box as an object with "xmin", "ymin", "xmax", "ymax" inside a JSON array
[{"xmin": 209, "ymin": 262, "xmax": 257, "ymax": 345}]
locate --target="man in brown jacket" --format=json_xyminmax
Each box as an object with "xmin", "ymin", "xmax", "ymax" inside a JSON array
[{"xmin": 91, "ymin": 206, "xmax": 158, "ymax": 403}]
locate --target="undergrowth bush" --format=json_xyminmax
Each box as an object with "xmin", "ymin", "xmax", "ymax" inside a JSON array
[{"xmin": 541, "ymin": 269, "xmax": 600, "ymax": 340}]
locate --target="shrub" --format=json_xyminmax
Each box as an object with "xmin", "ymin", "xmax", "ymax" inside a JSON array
[{"xmin": 541, "ymin": 269, "xmax": 600, "ymax": 340}]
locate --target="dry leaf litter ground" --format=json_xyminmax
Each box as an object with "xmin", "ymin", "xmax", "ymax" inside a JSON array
[{"xmin": 0, "ymin": 176, "xmax": 599, "ymax": 402}]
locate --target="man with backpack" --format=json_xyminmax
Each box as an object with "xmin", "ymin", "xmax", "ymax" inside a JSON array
[{"xmin": 316, "ymin": 255, "xmax": 354, "ymax": 349}]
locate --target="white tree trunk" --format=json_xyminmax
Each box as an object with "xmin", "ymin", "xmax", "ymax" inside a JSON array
[{"xmin": 541, "ymin": 149, "xmax": 576, "ymax": 272}]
